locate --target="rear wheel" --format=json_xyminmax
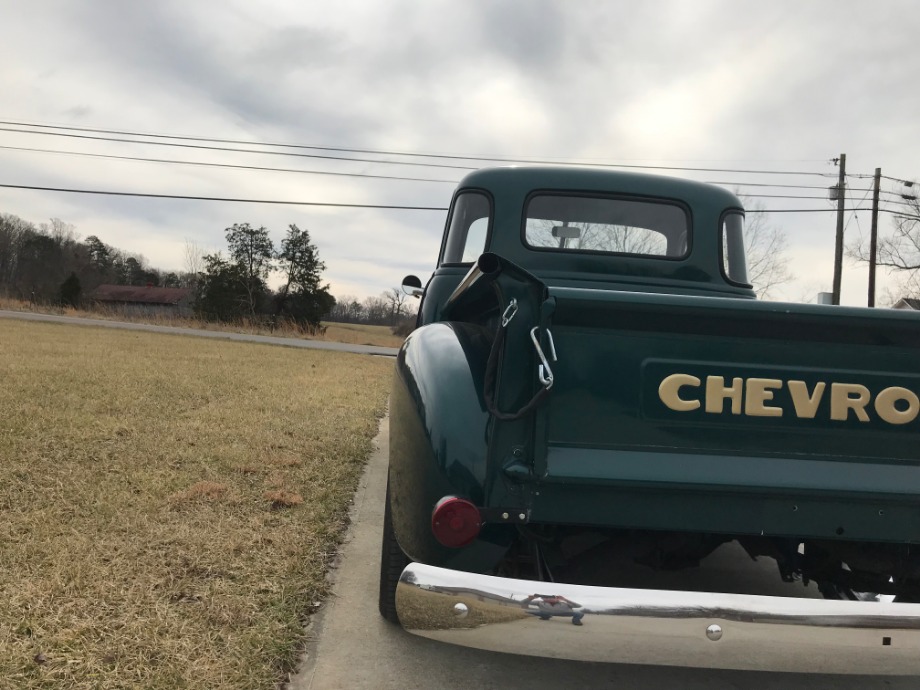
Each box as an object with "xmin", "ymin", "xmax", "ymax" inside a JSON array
[{"xmin": 379, "ymin": 482, "xmax": 409, "ymax": 624}]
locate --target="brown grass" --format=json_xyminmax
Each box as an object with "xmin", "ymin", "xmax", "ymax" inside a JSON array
[
  {"xmin": 0, "ymin": 320, "xmax": 392, "ymax": 689},
  {"xmin": 0, "ymin": 296, "xmax": 405, "ymax": 349},
  {"xmin": 319, "ymin": 321, "xmax": 405, "ymax": 348},
  {"xmin": 263, "ymin": 490, "xmax": 304, "ymax": 509},
  {"xmin": 170, "ymin": 481, "xmax": 229, "ymax": 502}
]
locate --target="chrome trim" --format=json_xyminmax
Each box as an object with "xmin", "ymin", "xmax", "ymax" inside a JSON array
[{"xmin": 396, "ymin": 563, "xmax": 920, "ymax": 674}]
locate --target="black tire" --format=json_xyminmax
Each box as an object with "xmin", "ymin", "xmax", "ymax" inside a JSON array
[{"xmin": 379, "ymin": 481, "xmax": 409, "ymax": 624}]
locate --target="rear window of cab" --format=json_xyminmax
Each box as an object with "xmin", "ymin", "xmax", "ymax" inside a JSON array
[{"xmin": 523, "ymin": 193, "xmax": 690, "ymax": 259}]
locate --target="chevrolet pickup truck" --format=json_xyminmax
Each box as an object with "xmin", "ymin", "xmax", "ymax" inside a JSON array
[{"xmin": 380, "ymin": 166, "xmax": 920, "ymax": 673}]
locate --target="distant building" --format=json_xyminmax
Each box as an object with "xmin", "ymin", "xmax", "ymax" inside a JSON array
[
  {"xmin": 892, "ymin": 297, "xmax": 920, "ymax": 311},
  {"xmin": 89, "ymin": 284, "xmax": 193, "ymax": 317}
]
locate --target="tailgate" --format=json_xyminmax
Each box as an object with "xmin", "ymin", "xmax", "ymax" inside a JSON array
[{"xmin": 529, "ymin": 287, "xmax": 920, "ymax": 542}]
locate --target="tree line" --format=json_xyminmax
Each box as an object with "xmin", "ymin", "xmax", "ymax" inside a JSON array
[
  {"xmin": 0, "ymin": 213, "xmax": 183, "ymax": 306},
  {"xmin": 325, "ymin": 288, "xmax": 415, "ymax": 327},
  {"xmin": 0, "ymin": 212, "xmax": 414, "ymax": 331}
]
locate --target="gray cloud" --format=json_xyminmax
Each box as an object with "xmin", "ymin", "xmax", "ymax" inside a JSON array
[{"xmin": 1, "ymin": 0, "xmax": 918, "ymax": 305}]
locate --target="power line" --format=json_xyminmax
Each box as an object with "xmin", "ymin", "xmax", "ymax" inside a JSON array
[
  {"xmin": 852, "ymin": 172, "xmax": 918, "ymax": 189},
  {"xmin": 1, "ymin": 144, "xmax": 869, "ymax": 193},
  {"xmin": 0, "ymin": 144, "xmax": 458, "ymax": 184},
  {"xmin": 878, "ymin": 197, "xmax": 917, "ymax": 207},
  {"xmin": 1, "ymin": 181, "xmax": 870, "ymax": 213},
  {"xmin": 0, "ymin": 118, "xmax": 836, "ymax": 169},
  {"xmin": 878, "ymin": 190, "xmax": 918, "ymax": 206},
  {"xmin": 882, "ymin": 174, "xmax": 916, "ymax": 185},
  {"xmin": 844, "ymin": 184, "xmax": 875, "ymax": 236},
  {"xmin": 0, "ymin": 125, "xmax": 838, "ymax": 177},
  {"xmin": 884, "ymin": 210, "xmax": 920, "ymax": 221},
  {"xmin": 3, "ymin": 143, "xmax": 858, "ymax": 193},
  {"xmin": 0, "ymin": 126, "xmax": 480, "ymax": 171},
  {"xmin": 746, "ymin": 208, "xmax": 865, "ymax": 213},
  {"xmin": 0, "ymin": 119, "xmax": 582, "ymax": 162},
  {"xmin": 0, "ymin": 183, "xmax": 449, "ymax": 210},
  {"xmin": 714, "ymin": 181, "xmax": 873, "ymax": 191},
  {"xmin": 741, "ymin": 194, "xmax": 837, "ymax": 200}
]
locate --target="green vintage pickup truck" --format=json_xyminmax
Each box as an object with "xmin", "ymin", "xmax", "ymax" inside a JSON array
[{"xmin": 380, "ymin": 166, "xmax": 920, "ymax": 673}]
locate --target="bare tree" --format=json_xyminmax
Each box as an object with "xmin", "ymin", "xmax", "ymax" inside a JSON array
[
  {"xmin": 740, "ymin": 198, "xmax": 794, "ymax": 299},
  {"xmin": 40, "ymin": 218, "xmax": 79, "ymax": 244},
  {"xmin": 0, "ymin": 213, "xmax": 33, "ymax": 288},
  {"xmin": 849, "ymin": 197, "xmax": 920, "ymax": 303},
  {"xmin": 583, "ymin": 225, "xmax": 662, "ymax": 254},
  {"xmin": 525, "ymin": 219, "xmax": 664, "ymax": 255},
  {"xmin": 346, "ymin": 297, "xmax": 363, "ymax": 321},
  {"xmin": 363, "ymin": 295, "xmax": 388, "ymax": 323},
  {"xmin": 183, "ymin": 239, "xmax": 205, "ymax": 277},
  {"xmin": 384, "ymin": 287, "xmax": 408, "ymax": 322}
]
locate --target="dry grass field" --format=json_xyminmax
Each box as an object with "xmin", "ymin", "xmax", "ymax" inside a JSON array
[
  {"xmin": 0, "ymin": 297, "xmax": 405, "ymax": 349},
  {"xmin": 318, "ymin": 321, "xmax": 405, "ymax": 348},
  {"xmin": 0, "ymin": 320, "xmax": 392, "ymax": 689}
]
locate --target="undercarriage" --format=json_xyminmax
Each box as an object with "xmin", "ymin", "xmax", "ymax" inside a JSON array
[{"xmin": 498, "ymin": 525, "xmax": 920, "ymax": 602}]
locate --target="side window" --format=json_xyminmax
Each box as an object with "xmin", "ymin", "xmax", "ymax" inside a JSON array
[
  {"xmin": 442, "ymin": 192, "xmax": 491, "ymax": 264},
  {"xmin": 721, "ymin": 212, "xmax": 750, "ymax": 285}
]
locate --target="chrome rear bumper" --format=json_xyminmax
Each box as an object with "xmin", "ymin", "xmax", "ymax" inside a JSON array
[{"xmin": 396, "ymin": 562, "xmax": 920, "ymax": 674}]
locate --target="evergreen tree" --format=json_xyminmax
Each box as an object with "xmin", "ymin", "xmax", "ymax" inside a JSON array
[
  {"xmin": 194, "ymin": 253, "xmax": 249, "ymax": 321},
  {"xmin": 59, "ymin": 272, "xmax": 81, "ymax": 307},
  {"xmin": 225, "ymin": 223, "xmax": 273, "ymax": 317},
  {"xmin": 275, "ymin": 224, "xmax": 335, "ymax": 328}
]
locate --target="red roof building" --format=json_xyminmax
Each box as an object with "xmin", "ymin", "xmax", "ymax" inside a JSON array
[{"xmin": 89, "ymin": 284, "xmax": 193, "ymax": 315}]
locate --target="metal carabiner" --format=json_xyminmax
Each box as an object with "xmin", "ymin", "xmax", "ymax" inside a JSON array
[
  {"xmin": 529, "ymin": 327, "xmax": 558, "ymax": 390},
  {"xmin": 501, "ymin": 299, "xmax": 518, "ymax": 328}
]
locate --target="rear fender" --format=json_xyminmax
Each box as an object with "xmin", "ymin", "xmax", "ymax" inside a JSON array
[{"xmin": 389, "ymin": 322, "xmax": 515, "ymax": 570}]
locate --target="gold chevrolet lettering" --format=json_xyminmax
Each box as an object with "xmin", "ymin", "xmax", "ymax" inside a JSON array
[
  {"xmin": 658, "ymin": 374, "xmax": 701, "ymax": 411},
  {"xmin": 657, "ymin": 373, "xmax": 920, "ymax": 426},
  {"xmin": 787, "ymin": 380, "xmax": 826, "ymax": 419},
  {"xmin": 744, "ymin": 378, "xmax": 783, "ymax": 417},
  {"xmin": 705, "ymin": 376, "xmax": 743, "ymax": 415},
  {"xmin": 830, "ymin": 383, "xmax": 871, "ymax": 422},
  {"xmin": 874, "ymin": 387, "xmax": 920, "ymax": 425}
]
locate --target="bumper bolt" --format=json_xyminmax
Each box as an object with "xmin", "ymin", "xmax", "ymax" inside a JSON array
[
  {"xmin": 453, "ymin": 603, "xmax": 469, "ymax": 618},
  {"xmin": 706, "ymin": 624, "xmax": 723, "ymax": 641}
]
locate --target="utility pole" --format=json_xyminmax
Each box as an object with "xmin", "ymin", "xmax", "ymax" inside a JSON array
[
  {"xmin": 831, "ymin": 153, "xmax": 847, "ymax": 305},
  {"xmin": 868, "ymin": 167, "xmax": 881, "ymax": 307}
]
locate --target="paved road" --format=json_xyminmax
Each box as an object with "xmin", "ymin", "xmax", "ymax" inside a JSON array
[
  {"xmin": 288, "ymin": 418, "xmax": 919, "ymax": 689},
  {"xmin": 0, "ymin": 309, "xmax": 398, "ymax": 356}
]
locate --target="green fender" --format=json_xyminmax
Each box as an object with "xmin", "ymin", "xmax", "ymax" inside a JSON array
[{"xmin": 388, "ymin": 321, "xmax": 516, "ymax": 572}]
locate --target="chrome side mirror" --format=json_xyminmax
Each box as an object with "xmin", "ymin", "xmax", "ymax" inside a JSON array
[{"xmin": 402, "ymin": 275, "xmax": 424, "ymax": 298}]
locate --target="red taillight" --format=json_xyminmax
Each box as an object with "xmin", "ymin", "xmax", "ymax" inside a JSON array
[{"xmin": 431, "ymin": 496, "xmax": 481, "ymax": 548}]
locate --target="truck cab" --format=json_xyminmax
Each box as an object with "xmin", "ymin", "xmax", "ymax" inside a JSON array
[{"xmin": 413, "ymin": 166, "xmax": 753, "ymax": 327}]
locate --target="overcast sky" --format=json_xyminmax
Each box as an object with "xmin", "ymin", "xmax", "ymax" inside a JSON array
[{"xmin": 0, "ymin": 0, "xmax": 918, "ymax": 305}]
